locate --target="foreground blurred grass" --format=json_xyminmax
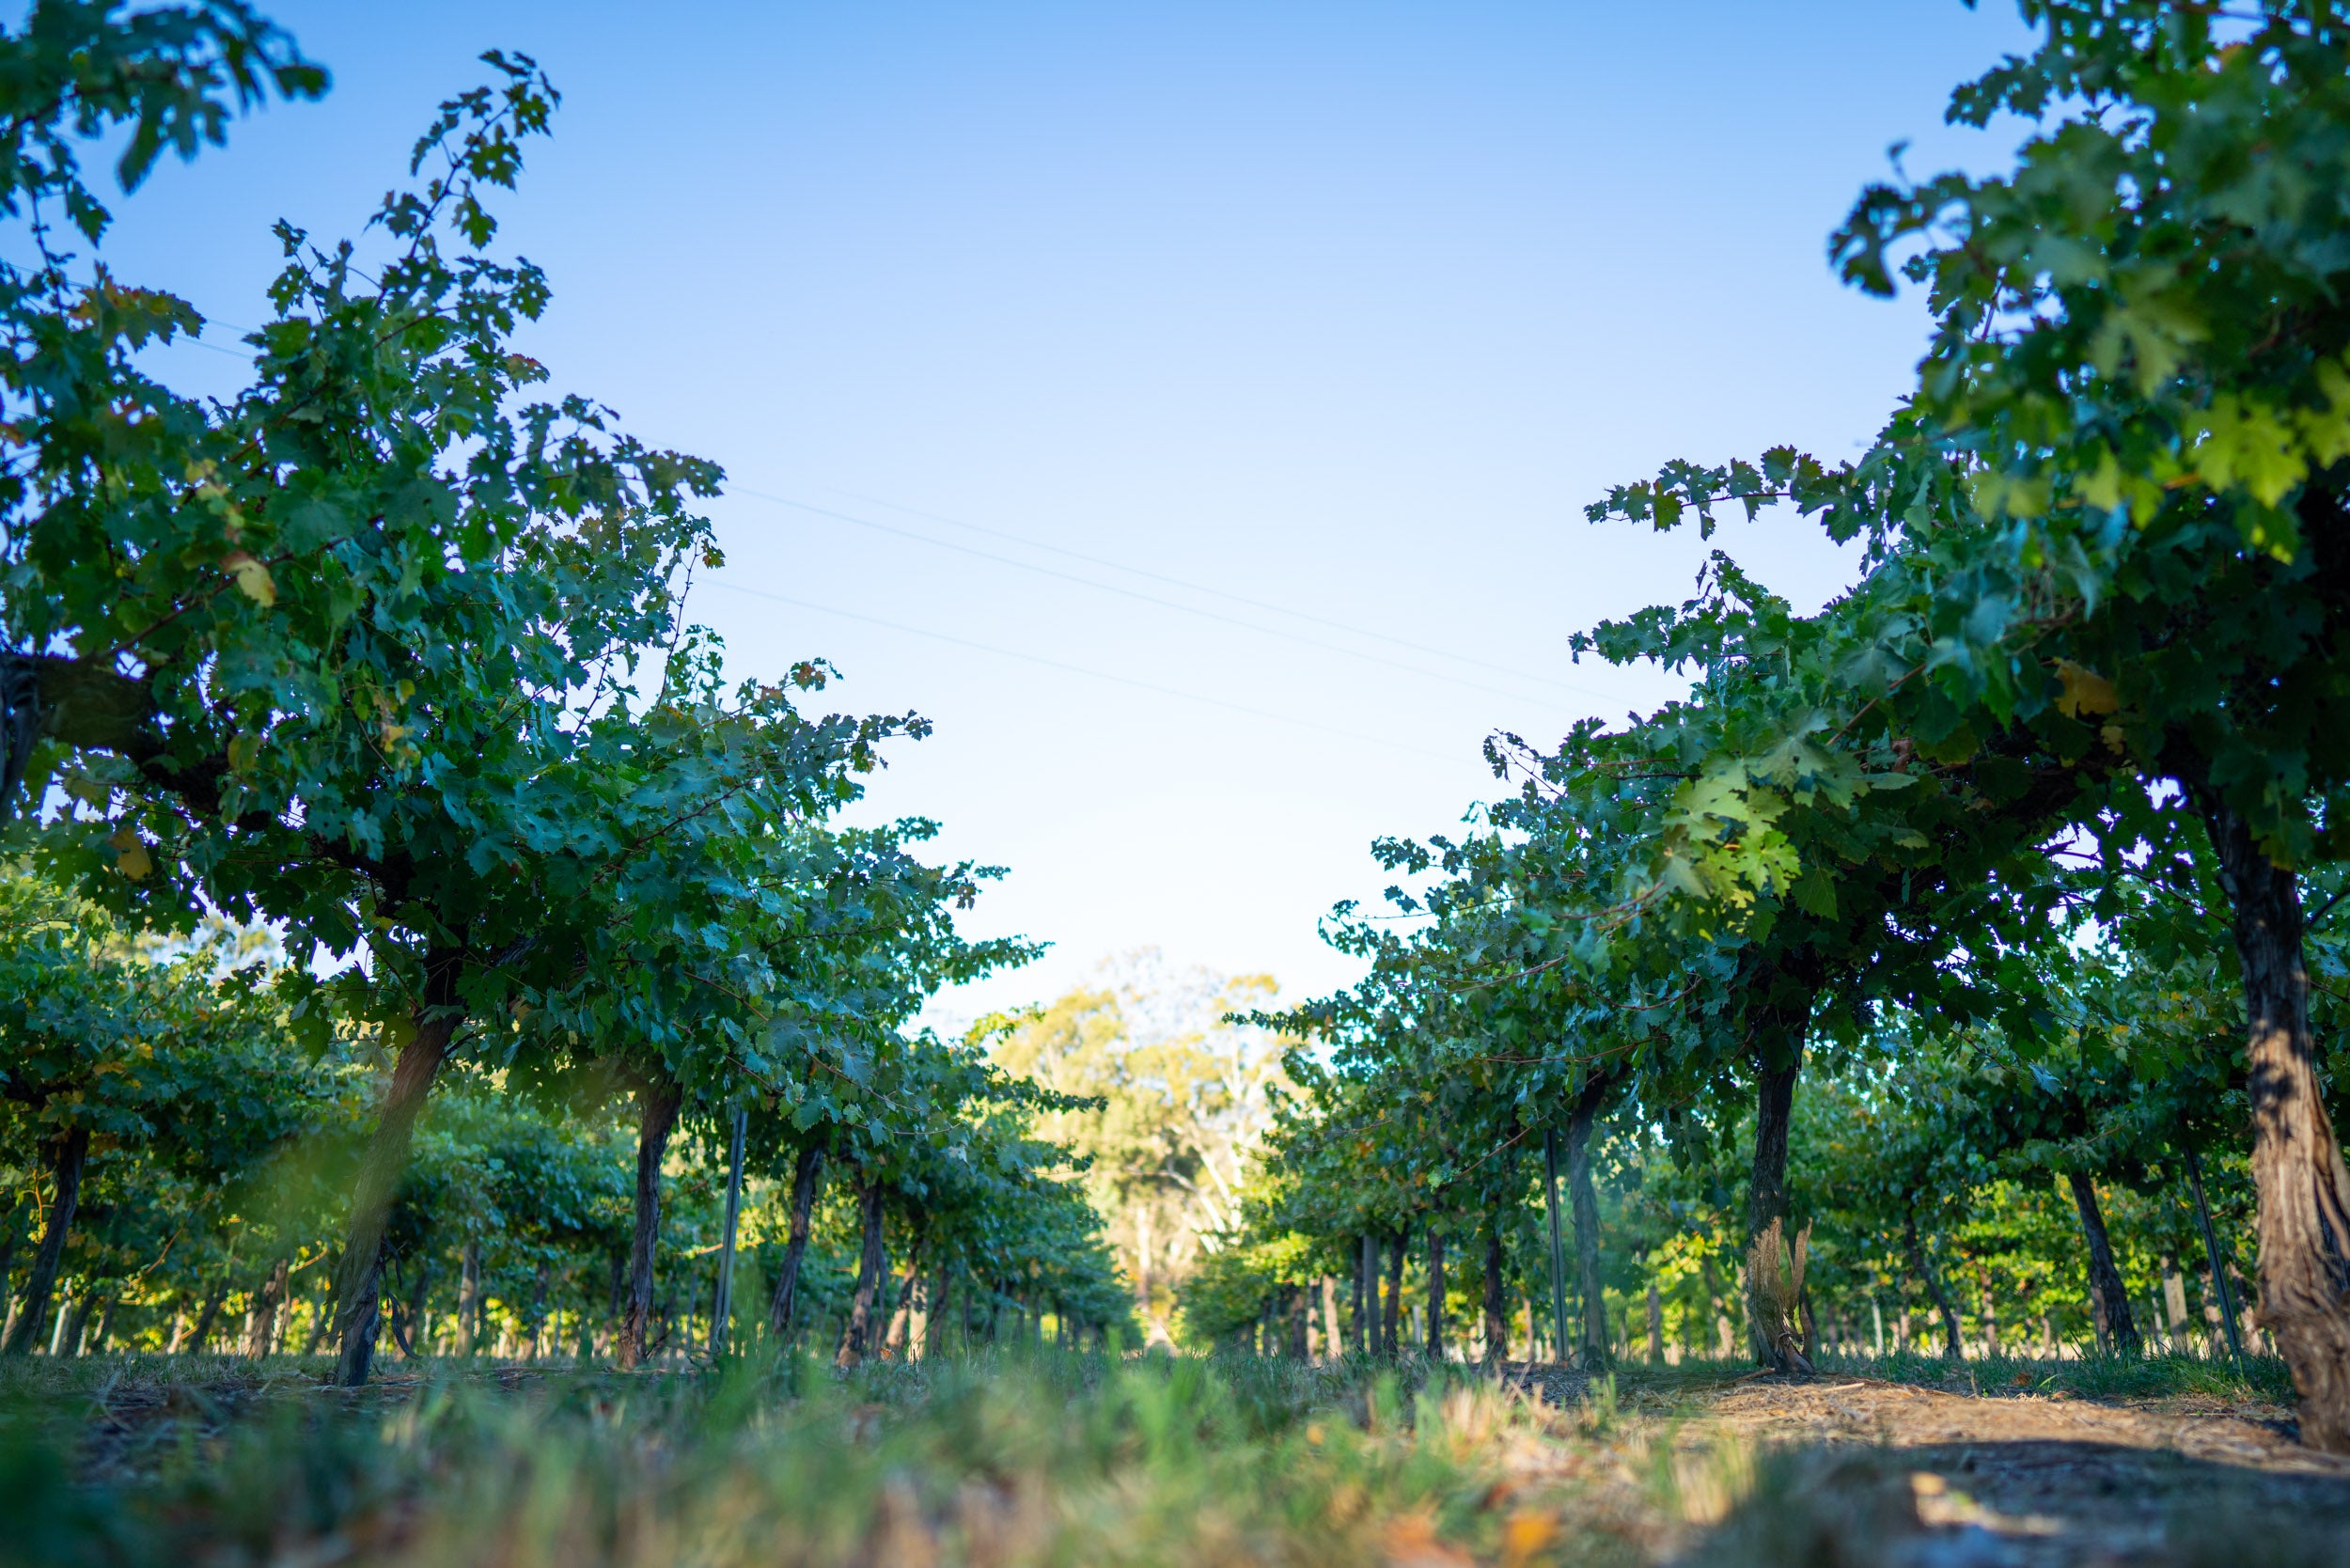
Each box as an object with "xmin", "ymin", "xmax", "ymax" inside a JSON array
[
  {"xmin": 0, "ymin": 1350, "xmax": 1651, "ymax": 1568},
  {"xmin": 0, "ymin": 1348, "xmax": 2307, "ymax": 1567}
]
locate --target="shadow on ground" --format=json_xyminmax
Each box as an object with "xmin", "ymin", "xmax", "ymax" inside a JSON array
[{"xmin": 1672, "ymin": 1376, "xmax": 2350, "ymax": 1567}]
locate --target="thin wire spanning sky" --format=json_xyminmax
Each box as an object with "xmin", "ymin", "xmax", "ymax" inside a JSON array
[{"xmin": 101, "ymin": 1, "xmax": 2038, "ymax": 1025}]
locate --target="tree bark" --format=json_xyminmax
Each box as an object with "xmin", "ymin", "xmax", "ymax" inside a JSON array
[
  {"xmin": 2065, "ymin": 1169, "xmax": 2141, "ymax": 1355},
  {"xmin": 1566, "ymin": 1086, "xmax": 1610, "ymax": 1370},
  {"xmin": 882, "ymin": 1239, "xmax": 922, "ymax": 1360},
  {"xmin": 1425, "ymin": 1231, "xmax": 1446, "ymax": 1359},
  {"xmin": 1744, "ymin": 1048, "xmax": 1803, "ymax": 1369},
  {"xmin": 456, "ymin": 1242, "xmax": 481, "ymax": 1356},
  {"xmin": 838, "ymin": 1175, "xmax": 887, "ymax": 1366},
  {"xmin": 1482, "ymin": 1228, "xmax": 1510, "ymax": 1365},
  {"xmin": 2160, "ymin": 1251, "xmax": 2190, "ymax": 1347},
  {"xmin": 190, "ymin": 1270, "xmax": 230, "ymax": 1354},
  {"xmin": 617, "ymin": 1070, "xmax": 682, "ymax": 1371},
  {"xmin": 926, "ymin": 1262, "xmax": 951, "ymax": 1358},
  {"xmin": 388, "ymin": 1252, "xmax": 432, "ymax": 1358},
  {"xmin": 1700, "ymin": 1253, "xmax": 1733, "ymax": 1357},
  {"xmin": 2199, "ymin": 793, "xmax": 2350, "ymax": 1448},
  {"xmin": 768, "ymin": 1144, "xmax": 825, "ymax": 1337},
  {"xmin": 1648, "ymin": 1281, "xmax": 1664, "ymax": 1363},
  {"xmin": 60, "ymin": 1289, "xmax": 94, "ymax": 1356},
  {"xmin": 1356, "ymin": 1233, "xmax": 1374, "ymax": 1356},
  {"xmin": 1904, "ymin": 1210, "xmax": 1965, "ymax": 1360},
  {"xmin": 3, "ymin": 1123, "xmax": 88, "ymax": 1356},
  {"xmin": 304, "ymin": 1262, "xmax": 337, "ymax": 1355},
  {"xmin": 528, "ymin": 1258, "xmax": 550, "ymax": 1358},
  {"xmin": 245, "ymin": 1256, "xmax": 290, "ymax": 1358},
  {"xmin": 1383, "ymin": 1225, "xmax": 1408, "ymax": 1353},
  {"xmin": 0, "ymin": 1199, "xmax": 20, "ymax": 1335},
  {"xmin": 332, "ymin": 973, "xmax": 463, "ymax": 1387}
]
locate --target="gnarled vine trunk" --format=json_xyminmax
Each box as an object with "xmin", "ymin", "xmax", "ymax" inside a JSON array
[
  {"xmin": 882, "ymin": 1240, "xmax": 922, "ymax": 1360},
  {"xmin": 333, "ymin": 960, "xmax": 464, "ymax": 1387},
  {"xmin": 2199, "ymin": 793, "xmax": 2350, "ymax": 1449},
  {"xmin": 0, "ymin": 1199, "xmax": 20, "ymax": 1336},
  {"xmin": 2065, "ymin": 1169, "xmax": 2141, "ymax": 1356},
  {"xmin": 1482, "ymin": 1228, "xmax": 1510, "ymax": 1365},
  {"xmin": 1566, "ymin": 1082, "xmax": 1610, "ymax": 1370},
  {"xmin": 456, "ymin": 1242, "xmax": 481, "ymax": 1356},
  {"xmin": 617, "ymin": 1070, "xmax": 682, "ymax": 1371},
  {"xmin": 1384, "ymin": 1225, "xmax": 1408, "ymax": 1353},
  {"xmin": 926, "ymin": 1262, "xmax": 951, "ymax": 1358},
  {"xmin": 244, "ymin": 1255, "xmax": 290, "ymax": 1358},
  {"xmin": 768, "ymin": 1145, "xmax": 825, "ymax": 1337},
  {"xmin": 1745, "ymin": 1043, "xmax": 1811, "ymax": 1372},
  {"xmin": 3, "ymin": 1123, "xmax": 88, "ymax": 1356},
  {"xmin": 1904, "ymin": 1209, "xmax": 1964, "ymax": 1360},
  {"xmin": 838, "ymin": 1175, "xmax": 887, "ymax": 1366},
  {"xmin": 189, "ymin": 1271, "xmax": 231, "ymax": 1354},
  {"xmin": 1424, "ymin": 1231, "xmax": 1446, "ymax": 1358}
]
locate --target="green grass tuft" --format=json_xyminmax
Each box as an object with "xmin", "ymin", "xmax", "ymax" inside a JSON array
[{"xmin": 0, "ymin": 1350, "xmax": 1638, "ymax": 1567}]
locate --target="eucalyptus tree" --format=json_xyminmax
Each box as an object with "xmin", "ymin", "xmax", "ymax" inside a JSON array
[{"xmin": 992, "ymin": 967, "xmax": 1287, "ymax": 1315}]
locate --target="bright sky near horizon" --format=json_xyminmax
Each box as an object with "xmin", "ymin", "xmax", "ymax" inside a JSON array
[{"xmin": 103, "ymin": 1, "xmax": 2038, "ymax": 1027}]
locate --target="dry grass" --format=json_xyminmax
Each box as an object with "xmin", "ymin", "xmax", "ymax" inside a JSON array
[{"xmin": 2, "ymin": 1350, "xmax": 2346, "ymax": 1566}]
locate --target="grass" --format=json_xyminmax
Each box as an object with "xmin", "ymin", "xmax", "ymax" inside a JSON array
[
  {"xmin": 0, "ymin": 1349, "xmax": 1653, "ymax": 1568},
  {"xmin": 1807, "ymin": 1345, "xmax": 2295, "ymax": 1403},
  {"xmin": 0, "ymin": 1346, "xmax": 2318, "ymax": 1566}
]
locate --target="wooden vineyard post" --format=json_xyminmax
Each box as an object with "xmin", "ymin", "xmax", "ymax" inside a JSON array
[{"xmin": 2186, "ymin": 1141, "xmax": 2247, "ymax": 1369}]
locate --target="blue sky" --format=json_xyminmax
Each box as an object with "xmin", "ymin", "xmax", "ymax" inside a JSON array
[{"xmin": 103, "ymin": 1, "xmax": 2038, "ymax": 1024}]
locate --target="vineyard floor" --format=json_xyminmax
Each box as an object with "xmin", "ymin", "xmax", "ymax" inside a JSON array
[
  {"xmin": 1561, "ymin": 1359, "xmax": 2350, "ymax": 1566},
  {"xmin": 2, "ymin": 1351, "xmax": 2343, "ymax": 1566}
]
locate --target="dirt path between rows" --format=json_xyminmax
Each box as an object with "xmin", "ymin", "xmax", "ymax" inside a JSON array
[{"xmin": 1574, "ymin": 1374, "xmax": 2350, "ymax": 1566}]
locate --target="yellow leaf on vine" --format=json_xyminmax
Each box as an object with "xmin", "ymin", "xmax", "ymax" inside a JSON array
[
  {"xmin": 109, "ymin": 824, "xmax": 151, "ymax": 881},
  {"xmin": 224, "ymin": 550, "xmax": 275, "ymax": 607}
]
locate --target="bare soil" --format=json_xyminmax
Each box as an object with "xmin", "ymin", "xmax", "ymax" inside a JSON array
[{"xmin": 1521, "ymin": 1369, "xmax": 2350, "ymax": 1566}]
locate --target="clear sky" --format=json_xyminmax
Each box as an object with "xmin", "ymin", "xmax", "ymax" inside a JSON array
[{"xmin": 102, "ymin": 1, "xmax": 2038, "ymax": 1026}]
